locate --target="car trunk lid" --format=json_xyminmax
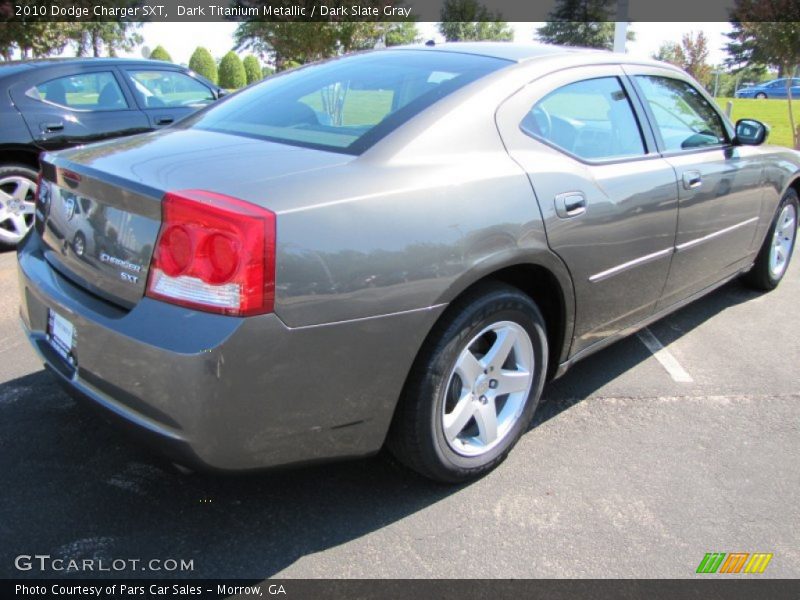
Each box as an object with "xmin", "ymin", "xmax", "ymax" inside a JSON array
[
  {"xmin": 36, "ymin": 128, "xmax": 351, "ymax": 309},
  {"xmin": 36, "ymin": 162, "xmax": 162, "ymax": 309}
]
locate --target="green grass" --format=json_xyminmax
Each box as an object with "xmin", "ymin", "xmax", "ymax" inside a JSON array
[
  {"xmin": 716, "ymin": 97, "xmax": 800, "ymax": 148},
  {"xmin": 300, "ymin": 90, "xmax": 393, "ymax": 125},
  {"xmin": 62, "ymin": 92, "xmax": 99, "ymax": 106}
]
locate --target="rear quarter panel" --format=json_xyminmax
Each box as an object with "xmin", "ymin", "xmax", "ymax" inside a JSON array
[
  {"xmin": 751, "ymin": 145, "xmax": 800, "ymax": 249},
  {"xmin": 272, "ymin": 151, "xmax": 553, "ymax": 327}
]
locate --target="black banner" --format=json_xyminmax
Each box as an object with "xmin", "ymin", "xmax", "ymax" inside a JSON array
[
  {"xmin": 4, "ymin": 579, "xmax": 800, "ymax": 600},
  {"xmin": 2, "ymin": 0, "xmax": 800, "ymax": 23}
]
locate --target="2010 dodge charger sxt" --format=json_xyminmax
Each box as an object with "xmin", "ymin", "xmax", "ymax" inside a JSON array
[{"xmin": 17, "ymin": 43, "xmax": 800, "ymax": 482}]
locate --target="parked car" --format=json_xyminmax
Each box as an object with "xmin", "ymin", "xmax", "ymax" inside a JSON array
[
  {"xmin": 0, "ymin": 57, "xmax": 224, "ymax": 246},
  {"xmin": 18, "ymin": 43, "xmax": 799, "ymax": 483},
  {"xmin": 735, "ymin": 77, "xmax": 800, "ymax": 99}
]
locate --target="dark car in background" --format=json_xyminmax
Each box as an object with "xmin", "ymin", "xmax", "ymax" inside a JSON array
[
  {"xmin": 0, "ymin": 58, "xmax": 224, "ymax": 246},
  {"xmin": 735, "ymin": 77, "xmax": 800, "ymax": 99}
]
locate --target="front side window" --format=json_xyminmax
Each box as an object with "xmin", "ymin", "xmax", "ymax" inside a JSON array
[
  {"xmin": 520, "ymin": 76, "xmax": 645, "ymax": 160},
  {"xmin": 126, "ymin": 70, "xmax": 215, "ymax": 109},
  {"xmin": 635, "ymin": 75, "xmax": 727, "ymax": 151},
  {"xmin": 183, "ymin": 50, "xmax": 510, "ymax": 154},
  {"xmin": 27, "ymin": 72, "xmax": 127, "ymax": 111}
]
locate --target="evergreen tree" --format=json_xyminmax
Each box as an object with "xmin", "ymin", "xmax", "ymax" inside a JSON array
[
  {"xmin": 189, "ymin": 47, "xmax": 218, "ymax": 85},
  {"xmin": 218, "ymin": 51, "xmax": 247, "ymax": 89},
  {"xmin": 148, "ymin": 45, "xmax": 172, "ymax": 62},
  {"xmin": 243, "ymin": 55, "xmax": 262, "ymax": 84},
  {"xmin": 537, "ymin": 0, "xmax": 633, "ymax": 50}
]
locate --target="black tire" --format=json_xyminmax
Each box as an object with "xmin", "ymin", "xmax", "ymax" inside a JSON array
[
  {"xmin": 387, "ymin": 283, "xmax": 548, "ymax": 483},
  {"xmin": 0, "ymin": 163, "xmax": 38, "ymax": 249},
  {"xmin": 755, "ymin": 92, "xmax": 767, "ymax": 99},
  {"xmin": 742, "ymin": 188, "xmax": 798, "ymax": 291}
]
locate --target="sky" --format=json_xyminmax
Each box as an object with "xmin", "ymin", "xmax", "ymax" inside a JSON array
[{"xmin": 113, "ymin": 21, "xmax": 734, "ymax": 67}]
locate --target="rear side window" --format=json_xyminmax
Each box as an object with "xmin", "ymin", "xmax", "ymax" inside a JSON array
[
  {"xmin": 634, "ymin": 76, "xmax": 728, "ymax": 151},
  {"xmin": 184, "ymin": 50, "xmax": 510, "ymax": 155},
  {"xmin": 126, "ymin": 70, "xmax": 215, "ymax": 109},
  {"xmin": 521, "ymin": 77, "xmax": 645, "ymax": 160},
  {"xmin": 27, "ymin": 72, "xmax": 127, "ymax": 111}
]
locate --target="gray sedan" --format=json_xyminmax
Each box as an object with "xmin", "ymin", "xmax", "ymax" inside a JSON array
[{"xmin": 17, "ymin": 43, "xmax": 799, "ymax": 482}]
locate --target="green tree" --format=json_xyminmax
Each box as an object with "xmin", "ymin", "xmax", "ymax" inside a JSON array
[
  {"xmin": 0, "ymin": 23, "xmax": 19, "ymax": 60},
  {"xmin": 235, "ymin": 21, "xmax": 389, "ymax": 70},
  {"xmin": 384, "ymin": 22, "xmax": 420, "ymax": 46},
  {"xmin": 218, "ymin": 51, "xmax": 247, "ymax": 89},
  {"xmin": 336, "ymin": 22, "xmax": 386, "ymax": 53},
  {"xmin": 69, "ymin": 23, "xmax": 142, "ymax": 57},
  {"xmin": 726, "ymin": 0, "xmax": 800, "ymax": 147},
  {"xmin": 0, "ymin": 21, "xmax": 71, "ymax": 59},
  {"xmin": 536, "ymin": 0, "xmax": 634, "ymax": 50},
  {"xmin": 724, "ymin": 17, "xmax": 777, "ymax": 95},
  {"xmin": 189, "ymin": 47, "xmax": 218, "ymax": 84},
  {"xmin": 652, "ymin": 32, "xmax": 712, "ymax": 89},
  {"xmin": 243, "ymin": 55, "xmax": 262, "ymax": 84},
  {"xmin": 236, "ymin": 22, "xmax": 335, "ymax": 71},
  {"xmin": 437, "ymin": 0, "xmax": 513, "ymax": 42},
  {"xmin": 653, "ymin": 41, "xmax": 683, "ymax": 66},
  {"xmin": 148, "ymin": 45, "xmax": 172, "ymax": 62},
  {"xmin": 725, "ymin": 21, "xmax": 761, "ymax": 72},
  {"xmin": 679, "ymin": 31, "xmax": 712, "ymax": 89}
]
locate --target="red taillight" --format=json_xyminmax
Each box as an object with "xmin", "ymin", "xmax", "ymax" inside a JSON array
[{"xmin": 146, "ymin": 190, "xmax": 276, "ymax": 317}]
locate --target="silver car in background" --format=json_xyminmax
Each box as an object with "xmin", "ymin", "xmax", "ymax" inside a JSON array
[{"xmin": 17, "ymin": 43, "xmax": 799, "ymax": 482}]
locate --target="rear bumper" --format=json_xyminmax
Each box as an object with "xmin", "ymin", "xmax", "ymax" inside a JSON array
[{"xmin": 17, "ymin": 233, "xmax": 445, "ymax": 471}]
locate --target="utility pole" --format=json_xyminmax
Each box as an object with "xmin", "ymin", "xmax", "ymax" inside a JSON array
[{"xmin": 614, "ymin": 0, "xmax": 629, "ymax": 53}]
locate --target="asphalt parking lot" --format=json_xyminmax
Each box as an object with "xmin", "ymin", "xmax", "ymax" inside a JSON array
[{"xmin": 0, "ymin": 247, "xmax": 797, "ymax": 579}]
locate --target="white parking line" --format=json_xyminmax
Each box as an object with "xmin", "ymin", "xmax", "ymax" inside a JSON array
[{"xmin": 636, "ymin": 328, "xmax": 694, "ymax": 383}]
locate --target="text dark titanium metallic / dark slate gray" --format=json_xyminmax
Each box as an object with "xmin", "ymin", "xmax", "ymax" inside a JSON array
[{"xmin": 16, "ymin": 43, "xmax": 800, "ymax": 482}]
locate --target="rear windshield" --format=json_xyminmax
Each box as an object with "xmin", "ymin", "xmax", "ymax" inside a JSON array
[{"xmin": 184, "ymin": 50, "xmax": 510, "ymax": 155}]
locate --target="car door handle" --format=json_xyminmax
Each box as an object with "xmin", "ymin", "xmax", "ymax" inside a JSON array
[
  {"xmin": 41, "ymin": 122, "xmax": 64, "ymax": 133},
  {"xmin": 554, "ymin": 192, "xmax": 586, "ymax": 218},
  {"xmin": 683, "ymin": 171, "xmax": 702, "ymax": 190},
  {"xmin": 155, "ymin": 117, "xmax": 174, "ymax": 126}
]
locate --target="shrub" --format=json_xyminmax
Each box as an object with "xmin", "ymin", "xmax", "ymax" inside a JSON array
[
  {"xmin": 218, "ymin": 51, "xmax": 247, "ymax": 89},
  {"xmin": 243, "ymin": 55, "xmax": 262, "ymax": 85},
  {"xmin": 189, "ymin": 47, "xmax": 218, "ymax": 85},
  {"xmin": 148, "ymin": 45, "xmax": 172, "ymax": 62}
]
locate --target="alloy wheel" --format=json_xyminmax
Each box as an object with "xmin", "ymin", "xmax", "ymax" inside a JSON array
[
  {"xmin": 769, "ymin": 203, "xmax": 797, "ymax": 278},
  {"xmin": 442, "ymin": 321, "xmax": 535, "ymax": 457},
  {"xmin": 0, "ymin": 175, "xmax": 37, "ymax": 245}
]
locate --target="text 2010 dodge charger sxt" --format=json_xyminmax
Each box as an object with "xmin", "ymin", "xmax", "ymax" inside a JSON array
[{"xmin": 17, "ymin": 43, "xmax": 799, "ymax": 482}]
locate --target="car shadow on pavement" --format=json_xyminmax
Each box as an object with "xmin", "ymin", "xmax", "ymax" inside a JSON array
[
  {"xmin": 0, "ymin": 369, "xmax": 464, "ymax": 579},
  {"xmin": 0, "ymin": 279, "xmax": 765, "ymax": 579},
  {"xmin": 535, "ymin": 279, "xmax": 764, "ymax": 427}
]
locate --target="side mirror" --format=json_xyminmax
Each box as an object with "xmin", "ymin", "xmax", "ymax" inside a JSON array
[
  {"xmin": 216, "ymin": 88, "xmax": 228, "ymax": 99},
  {"xmin": 735, "ymin": 118, "xmax": 768, "ymax": 146}
]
